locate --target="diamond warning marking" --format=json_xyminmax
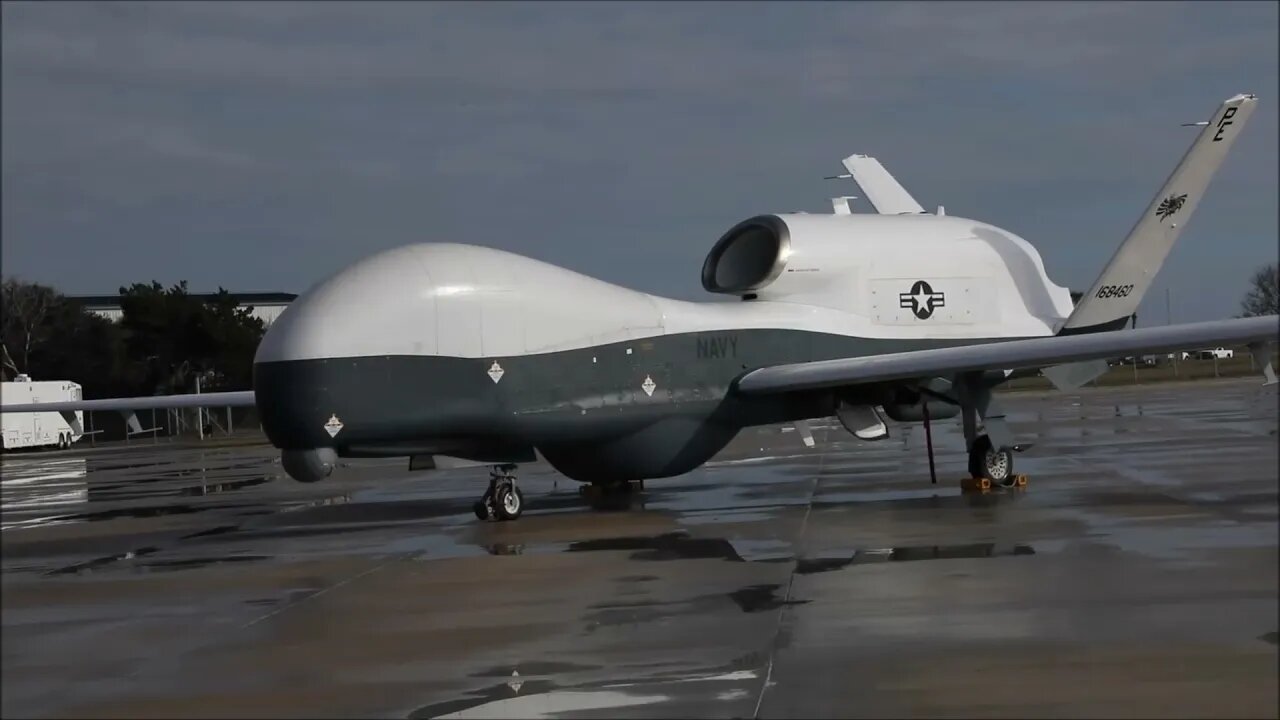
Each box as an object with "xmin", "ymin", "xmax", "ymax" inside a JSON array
[
  {"xmin": 324, "ymin": 414, "xmax": 344, "ymax": 438},
  {"xmin": 488, "ymin": 361, "xmax": 505, "ymax": 384},
  {"xmin": 641, "ymin": 375, "xmax": 656, "ymax": 397},
  {"xmin": 508, "ymin": 670, "xmax": 523, "ymax": 693}
]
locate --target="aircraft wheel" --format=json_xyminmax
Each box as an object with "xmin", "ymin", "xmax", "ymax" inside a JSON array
[
  {"xmin": 968, "ymin": 434, "xmax": 1015, "ymax": 486},
  {"xmin": 593, "ymin": 479, "xmax": 632, "ymax": 496},
  {"xmin": 473, "ymin": 500, "xmax": 492, "ymax": 521},
  {"xmin": 494, "ymin": 485, "xmax": 524, "ymax": 521}
]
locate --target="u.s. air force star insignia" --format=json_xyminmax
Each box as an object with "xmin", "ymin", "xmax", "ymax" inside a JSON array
[{"xmin": 899, "ymin": 280, "xmax": 946, "ymax": 320}]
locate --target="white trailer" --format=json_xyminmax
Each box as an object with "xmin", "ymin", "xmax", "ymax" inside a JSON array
[{"xmin": 0, "ymin": 375, "xmax": 83, "ymax": 451}]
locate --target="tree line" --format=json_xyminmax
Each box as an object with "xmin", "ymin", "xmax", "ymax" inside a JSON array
[{"xmin": 1, "ymin": 278, "xmax": 265, "ymax": 399}]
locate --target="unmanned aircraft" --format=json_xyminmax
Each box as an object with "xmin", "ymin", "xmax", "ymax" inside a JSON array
[{"xmin": 5, "ymin": 93, "xmax": 1276, "ymax": 523}]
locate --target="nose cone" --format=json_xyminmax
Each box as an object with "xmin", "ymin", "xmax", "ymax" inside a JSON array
[
  {"xmin": 253, "ymin": 244, "xmax": 441, "ymax": 450},
  {"xmin": 255, "ymin": 244, "xmax": 438, "ymax": 364}
]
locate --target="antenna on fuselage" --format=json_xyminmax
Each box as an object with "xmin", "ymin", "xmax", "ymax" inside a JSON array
[
  {"xmin": 823, "ymin": 169, "xmax": 860, "ymax": 214},
  {"xmin": 830, "ymin": 196, "xmax": 858, "ymax": 215}
]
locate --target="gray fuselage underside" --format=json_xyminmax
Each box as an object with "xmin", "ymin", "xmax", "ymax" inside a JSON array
[{"xmin": 254, "ymin": 328, "xmax": 1003, "ymax": 482}]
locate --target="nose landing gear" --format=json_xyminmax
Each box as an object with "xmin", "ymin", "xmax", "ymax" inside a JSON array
[{"xmin": 474, "ymin": 464, "xmax": 523, "ymax": 521}]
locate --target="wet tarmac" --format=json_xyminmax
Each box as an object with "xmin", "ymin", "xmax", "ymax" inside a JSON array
[{"xmin": 2, "ymin": 377, "xmax": 1277, "ymax": 718}]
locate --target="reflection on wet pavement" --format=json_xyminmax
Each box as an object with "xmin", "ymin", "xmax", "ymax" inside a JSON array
[
  {"xmin": 795, "ymin": 542, "xmax": 1037, "ymax": 575},
  {"xmin": 2, "ymin": 378, "xmax": 1277, "ymax": 719}
]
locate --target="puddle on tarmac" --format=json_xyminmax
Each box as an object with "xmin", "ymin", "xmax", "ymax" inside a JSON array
[
  {"xmin": 1084, "ymin": 523, "xmax": 1277, "ymax": 562},
  {"xmin": 180, "ymin": 524, "xmax": 240, "ymax": 540},
  {"xmin": 566, "ymin": 532, "xmax": 746, "ymax": 562},
  {"xmin": 471, "ymin": 661, "xmax": 601, "ymax": 678},
  {"xmin": 45, "ymin": 547, "xmax": 273, "ymax": 576},
  {"xmin": 566, "ymin": 532, "xmax": 795, "ymax": 565},
  {"xmin": 814, "ymin": 489, "xmax": 1021, "ymax": 510},
  {"xmin": 180, "ymin": 477, "xmax": 271, "ymax": 497},
  {"xmin": 585, "ymin": 584, "xmax": 806, "ymax": 628},
  {"xmin": 87, "ymin": 476, "xmax": 274, "ymax": 500},
  {"xmin": 796, "ymin": 542, "xmax": 1036, "ymax": 575},
  {"xmin": 728, "ymin": 538, "xmax": 793, "ymax": 562},
  {"xmin": 485, "ymin": 543, "xmax": 526, "ymax": 556},
  {"xmin": 244, "ymin": 588, "xmax": 318, "ymax": 608},
  {"xmin": 66, "ymin": 505, "xmax": 202, "ymax": 522},
  {"xmin": 40, "ymin": 500, "xmax": 264, "ymax": 527},
  {"xmin": 45, "ymin": 546, "xmax": 161, "ymax": 575},
  {"xmin": 617, "ymin": 574, "xmax": 659, "ymax": 583},
  {"xmin": 138, "ymin": 554, "xmax": 271, "ymax": 572},
  {"xmin": 728, "ymin": 583, "xmax": 809, "ymax": 613},
  {"xmin": 1260, "ymin": 631, "xmax": 1278, "ymax": 646},
  {"xmin": 677, "ymin": 508, "xmax": 778, "ymax": 526},
  {"xmin": 409, "ymin": 655, "xmax": 761, "ymax": 718},
  {"xmin": 408, "ymin": 679, "xmax": 562, "ymax": 719}
]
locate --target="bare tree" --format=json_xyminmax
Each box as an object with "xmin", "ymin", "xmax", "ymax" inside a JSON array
[
  {"xmin": 1, "ymin": 278, "xmax": 58, "ymax": 377},
  {"xmin": 1240, "ymin": 262, "xmax": 1279, "ymax": 317},
  {"xmin": 0, "ymin": 342, "xmax": 17, "ymax": 380}
]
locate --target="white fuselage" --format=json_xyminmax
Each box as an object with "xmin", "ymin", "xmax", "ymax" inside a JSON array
[{"xmin": 255, "ymin": 213, "xmax": 1075, "ymax": 367}]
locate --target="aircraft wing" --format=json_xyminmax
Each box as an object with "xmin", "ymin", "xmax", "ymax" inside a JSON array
[
  {"xmin": 839, "ymin": 154, "xmax": 926, "ymax": 215},
  {"xmin": 0, "ymin": 390, "xmax": 257, "ymax": 414},
  {"xmin": 735, "ymin": 316, "xmax": 1279, "ymax": 394}
]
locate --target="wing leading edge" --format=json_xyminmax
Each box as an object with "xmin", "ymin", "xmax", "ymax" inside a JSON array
[
  {"xmin": 735, "ymin": 316, "xmax": 1279, "ymax": 394},
  {"xmin": 0, "ymin": 390, "xmax": 257, "ymax": 414}
]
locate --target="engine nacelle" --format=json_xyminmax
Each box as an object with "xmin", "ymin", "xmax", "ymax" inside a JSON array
[
  {"xmin": 702, "ymin": 214, "xmax": 847, "ymax": 299},
  {"xmin": 700, "ymin": 212, "xmax": 1076, "ymax": 326}
]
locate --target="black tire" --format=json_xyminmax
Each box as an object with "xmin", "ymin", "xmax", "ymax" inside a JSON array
[
  {"xmin": 473, "ymin": 501, "xmax": 491, "ymax": 521},
  {"xmin": 494, "ymin": 485, "xmax": 524, "ymax": 521},
  {"xmin": 593, "ymin": 479, "xmax": 632, "ymax": 496},
  {"xmin": 968, "ymin": 434, "xmax": 1014, "ymax": 485}
]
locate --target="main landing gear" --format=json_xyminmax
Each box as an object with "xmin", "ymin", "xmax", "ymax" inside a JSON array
[
  {"xmin": 964, "ymin": 433, "xmax": 1026, "ymax": 491},
  {"xmin": 953, "ymin": 372, "xmax": 1030, "ymax": 492},
  {"xmin": 968, "ymin": 434, "xmax": 1014, "ymax": 486},
  {"xmin": 474, "ymin": 464, "xmax": 524, "ymax": 521}
]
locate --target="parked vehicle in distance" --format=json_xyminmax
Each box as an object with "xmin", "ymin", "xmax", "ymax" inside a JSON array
[
  {"xmin": 1181, "ymin": 347, "xmax": 1235, "ymax": 360},
  {"xmin": 0, "ymin": 375, "xmax": 83, "ymax": 451}
]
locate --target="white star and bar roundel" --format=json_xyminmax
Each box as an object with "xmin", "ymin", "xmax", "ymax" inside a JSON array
[{"xmin": 898, "ymin": 280, "xmax": 946, "ymax": 320}]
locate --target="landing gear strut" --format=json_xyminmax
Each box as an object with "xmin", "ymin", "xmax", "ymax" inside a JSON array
[{"xmin": 474, "ymin": 464, "xmax": 523, "ymax": 521}]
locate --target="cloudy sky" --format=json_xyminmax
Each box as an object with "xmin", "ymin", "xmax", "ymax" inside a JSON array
[{"xmin": 3, "ymin": 1, "xmax": 1276, "ymax": 324}]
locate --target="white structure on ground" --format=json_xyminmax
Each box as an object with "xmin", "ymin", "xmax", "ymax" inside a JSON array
[
  {"xmin": 72, "ymin": 292, "xmax": 296, "ymax": 326},
  {"xmin": 0, "ymin": 375, "xmax": 82, "ymax": 450}
]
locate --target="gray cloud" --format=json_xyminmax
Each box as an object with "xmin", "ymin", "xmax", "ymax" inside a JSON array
[{"xmin": 2, "ymin": 1, "xmax": 1275, "ymax": 324}]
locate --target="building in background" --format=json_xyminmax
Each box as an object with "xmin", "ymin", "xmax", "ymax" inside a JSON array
[{"xmin": 70, "ymin": 292, "xmax": 297, "ymax": 326}]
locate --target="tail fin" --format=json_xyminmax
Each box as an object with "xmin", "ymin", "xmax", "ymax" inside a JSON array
[{"xmin": 1059, "ymin": 93, "xmax": 1258, "ymax": 334}]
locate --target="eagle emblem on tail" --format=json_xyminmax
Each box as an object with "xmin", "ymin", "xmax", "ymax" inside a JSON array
[{"xmin": 1155, "ymin": 193, "xmax": 1187, "ymax": 221}]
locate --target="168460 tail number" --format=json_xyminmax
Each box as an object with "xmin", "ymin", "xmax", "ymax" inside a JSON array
[{"xmin": 1095, "ymin": 284, "xmax": 1135, "ymax": 299}]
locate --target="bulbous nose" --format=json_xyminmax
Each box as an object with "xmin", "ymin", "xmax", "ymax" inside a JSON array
[
  {"xmin": 253, "ymin": 244, "xmax": 441, "ymax": 450},
  {"xmin": 255, "ymin": 244, "xmax": 439, "ymax": 365}
]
